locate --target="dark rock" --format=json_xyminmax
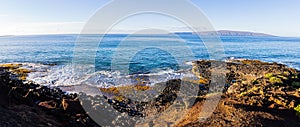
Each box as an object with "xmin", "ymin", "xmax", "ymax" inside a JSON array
[
  {"xmin": 38, "ymin": 100, "xmax": 58, "ymax": 109},
  {"xmin": 62, "ymin": 98, "xmax": 84, "ymax": 113}
]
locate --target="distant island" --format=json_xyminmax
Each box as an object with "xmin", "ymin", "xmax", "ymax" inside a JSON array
[{"xmin": 174, "ymin": 30, "xmax": 276, "ymax": 37}]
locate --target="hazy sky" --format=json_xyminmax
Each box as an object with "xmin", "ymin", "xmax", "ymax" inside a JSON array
[{"xmin": 0, "ymin": 0, "xmax": 299, "ymax": 37}]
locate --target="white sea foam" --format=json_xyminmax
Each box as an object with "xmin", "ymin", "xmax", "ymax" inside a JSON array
[{"xmin": 24, "ymin": 63, "xmax": 196, "ymax": 94}]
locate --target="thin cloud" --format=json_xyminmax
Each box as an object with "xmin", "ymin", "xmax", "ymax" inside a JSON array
[
  {"xmin": 0, "ymin": 14, "xmax": 8, "ymax": 17},
  {"xmin": 0, "ymin": 22, "xmax": 85, "ymax": 35}
]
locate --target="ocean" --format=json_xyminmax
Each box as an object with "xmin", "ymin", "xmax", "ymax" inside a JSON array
[{"xmin": 0, "ymin": 34, "xmax": 299, "ymax": 93}]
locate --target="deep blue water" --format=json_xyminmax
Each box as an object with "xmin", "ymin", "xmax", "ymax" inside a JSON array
[
  {"xmin": 0, "ymin": 34, "xmax": 299, "ymax": 70},
  {"xmin": 1, "ymin": 34, "xmax": 299, "ymax": 89}
]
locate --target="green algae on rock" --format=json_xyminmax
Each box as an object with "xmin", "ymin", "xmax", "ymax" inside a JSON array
[{"xmin": 0, "ymin": 59, "xmax": 299, "ymax": 127}]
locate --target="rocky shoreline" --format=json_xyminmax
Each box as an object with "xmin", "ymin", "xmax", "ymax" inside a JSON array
[
  {"xmin": 177, "ymin": 59, "xmax": 300, "ymax": 127},
  {"xmin": 0, "ymin": 60, "xmax": 300, "ymax": 127},
  {"xmin": 0, "ymin": 67, "xmax": 99, "ymax": 127}
]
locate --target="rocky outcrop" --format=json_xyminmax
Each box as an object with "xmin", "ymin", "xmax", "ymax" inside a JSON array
[
  {"xmin": 0, "ymin": 67, "xmax": 99, "ymax": 127},
  {"xmin": 0, "ymin": 59, "xmax": 299, "ymax": 127},
  {"xmin": 177, "ymin": 59, "xmax": 300, "ymax": 127}
]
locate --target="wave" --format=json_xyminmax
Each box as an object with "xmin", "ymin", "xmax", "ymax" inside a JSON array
[{"xmin": 24, "ymin": 63, "xmax": 195, "ymax": 94}]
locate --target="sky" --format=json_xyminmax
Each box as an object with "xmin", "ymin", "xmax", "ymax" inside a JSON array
[{"xmin": 0, "ymin": 0, "xmax": 300, "ymax": 37}]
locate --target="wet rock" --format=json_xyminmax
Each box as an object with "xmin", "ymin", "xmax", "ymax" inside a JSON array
[
  {"xmin": 1, "ymin": 59, "xmax": 300, "ymax": 127},
  {"xmin": 62, "ymin": 98, "xmax": 84, "ymax": 113},
  {"xmin": 0, "ymin": 67, "xmax": 100, "ymax": 127}
]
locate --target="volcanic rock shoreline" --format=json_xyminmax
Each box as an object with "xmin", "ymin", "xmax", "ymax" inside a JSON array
[
  {"xmin": 0, "ymin": 67, "xmax": 100, "ymax": 127},
  {"xmin": 0, "ymin": 60, "xmax": 300, "ymax": 127}
]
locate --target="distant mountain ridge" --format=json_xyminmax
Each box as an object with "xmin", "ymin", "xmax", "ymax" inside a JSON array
[{"xmin": 174, "ymin": 30, "xmax": 275, "ymax": 37}]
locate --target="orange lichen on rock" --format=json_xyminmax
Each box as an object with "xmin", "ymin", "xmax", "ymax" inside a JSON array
[
  {"xmin": 38, "ymin": 100, "xmax": 57, "ymax": 109},
  {"xmin": 99, "ymin": 87, "xmax": 120, "ymax": 95},
  {"xmin": 182, "ymin": 77, "xmax": 209, "ymax": 85},
  {"xmin": 135, "ymin": 85, "xmax": 150, "ymax": 91},
  {"xmin": 0, "ymin": 63, "xmax": 22, "ymax": 69},
  {"xmin": 0, "ymin": 63, "xmax": 33, "ymax": 80},
  {"xmin": 13, "ymin": 68, "xmax": 32, "ymax": 74}
]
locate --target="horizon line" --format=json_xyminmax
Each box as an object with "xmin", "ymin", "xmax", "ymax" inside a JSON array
[{"xmin": 0, "ymin": 30, "xmax": 298, "ymax": 38}]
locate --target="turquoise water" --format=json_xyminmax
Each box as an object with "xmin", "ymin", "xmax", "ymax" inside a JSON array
[
  {"xmin": 0, "ymin": 34, "xmax": 299, "ymax": 69},
  {"xmin": 0, "ymin": 34, "xmax": 299, "ymax": 90}
]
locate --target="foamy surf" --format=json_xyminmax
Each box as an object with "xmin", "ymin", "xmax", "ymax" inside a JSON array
[{"xmin": 20, "ymin": 63, "xmax": 196, "ymax": 94}]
